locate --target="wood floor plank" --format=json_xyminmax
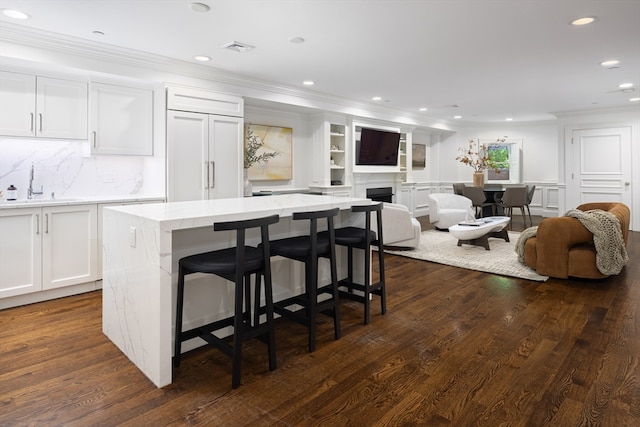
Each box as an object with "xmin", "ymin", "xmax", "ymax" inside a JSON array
[{"xmin": 1, "ymin": 216, "xmax": 639, "ymax": 426}]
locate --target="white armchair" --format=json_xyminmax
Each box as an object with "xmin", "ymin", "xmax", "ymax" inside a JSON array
[
  {"xmin": 378, "ymin": 202, "xmax": 421, "ymax": 248},
  {"xmin": 427, "ymin": 193, "xmax": 474, "ymax": 229}
]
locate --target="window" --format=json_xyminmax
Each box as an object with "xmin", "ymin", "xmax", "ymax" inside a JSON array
[{"xmin": 482, "ymin": 139, "xmax": 522, "ymax": 183}]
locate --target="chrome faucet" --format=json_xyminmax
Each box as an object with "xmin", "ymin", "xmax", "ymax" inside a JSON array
[{"xmin": 27, "ymin": 164, "xmax": 43, "ymax": 199}]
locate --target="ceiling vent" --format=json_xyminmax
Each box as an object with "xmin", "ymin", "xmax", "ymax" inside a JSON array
[{"xmin": 221, "ymin": 41, "xmax": 255, "ymax": 52}]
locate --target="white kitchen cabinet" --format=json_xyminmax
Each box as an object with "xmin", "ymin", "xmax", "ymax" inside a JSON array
[
  {"xmin": 167, "ymin": 110, "xmax": 243, "ymax": 201},
  {"xmin": 42, "ymin": 204, "xmax": 98, "ymax": 290},
  {"xmin": 0, "ymin": 204, "xmax": 97, "ymax": 298},
  {"xmin": 0, "ymin": 208, "xmax": 42, "ymax": 298},
  {"xmin": 90, "ymin": 82, "xmax": 153, "ymax": 155},
  {"xmin": 0, "ymin": 71, "xmax": 88, "ymax": 139}
]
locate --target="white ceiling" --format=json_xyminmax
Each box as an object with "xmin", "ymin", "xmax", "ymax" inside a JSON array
[{"xmin": 1, "ymin": 0, "xmax": 639, "ymax": 123}]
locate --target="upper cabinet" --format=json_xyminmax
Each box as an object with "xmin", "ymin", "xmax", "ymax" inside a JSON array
[
  {"xmin": 0, "ymin": 71, "xmax": 88, "ymax": 139},
  {"xmin": 90, "ymin": 82, "xmax": 153, "ymax": 155}
]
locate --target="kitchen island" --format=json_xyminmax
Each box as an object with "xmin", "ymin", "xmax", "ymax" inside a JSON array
[{"xmin": 102, "ymin": 194, "xmax": 370, "ymax": 387}]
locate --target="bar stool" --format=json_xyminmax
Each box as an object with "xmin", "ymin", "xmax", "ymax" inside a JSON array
[
  {"xmin": 322, "ymin": 203, "xmax": 386, "ymax": 324},
  {"xmin": 267, "ymin": 207, "xmax": 341, "ymax": 352},
  {"xmin": 173, "ymin": 214, "xmax": 279, "ymax": 389}
]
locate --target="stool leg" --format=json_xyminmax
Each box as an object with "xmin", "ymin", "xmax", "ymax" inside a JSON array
[
  {"xmin": 377, "ymin": 244, "xmax": 387, "ymax": 315},
  {"xmin": 306, "ymin": 257, "xmax": 318, "ymax": 353},
  {"xmin": 173, "ymin": 265, "xmax": 186, "ymax": 368},
  {"xmin": 346, "ymin": 246, "xmax": 354, "ymax": 292},
  {"xmin": 262, "ymin": 271, "xmax": 277, "ymax": 371},
  {"xmin": 253, "ymin": 273, "xmax": 261, "ymax": 327},
  {"xmin": 231, "ymin": 274, "xmax": 244, "ymax": 389},
  {"xmin": 363, "ymin": 246, "xmax": 371, "ymax": 325},
  {"xmin": 329, "ymin": 242, "xmax": 341, "ymax": 340}
]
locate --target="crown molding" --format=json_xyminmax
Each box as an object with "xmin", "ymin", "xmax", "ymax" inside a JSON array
[{"xmin": 0, "ymin": 23, "xmax": 453, "ymax": 130}]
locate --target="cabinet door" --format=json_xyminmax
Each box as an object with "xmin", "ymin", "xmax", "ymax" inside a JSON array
[
  {"xmin": 36, "ymin": 76, "xmax": 88, "ymax": 139},
  {"xmin": 209, "ymin": 115, "xmax": 243, "ymax": 199},
  {"xmin": 167, "ymin": 110, "xmax": 209, "ymax": 202},
  {"xmin": 0, "ymin": 71, "xmax": 36, "ymax": 137},
  {"xmin": 91, "ymin": 82, "xmax": 153, "ymax": 155},
  {"xmin": 42, "ymin": 205, "xmax": 97, "ymax": 290},
  {"xmin": 0, "ymin": 208, "xmax": 42, "ymax": 298}
]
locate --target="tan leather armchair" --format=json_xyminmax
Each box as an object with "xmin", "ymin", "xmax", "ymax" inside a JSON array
[{"xmin": 523, "ymin": 202, "xmax": 630, "ymax": 279}]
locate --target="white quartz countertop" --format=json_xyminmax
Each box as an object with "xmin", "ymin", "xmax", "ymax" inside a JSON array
[
  {"xmin": 104, "ymin": 194, "xmax": 371, "ymax": 232},
  {"xmin": 0, "ymin": 195, "xmax": 165, "ymax": 209}
]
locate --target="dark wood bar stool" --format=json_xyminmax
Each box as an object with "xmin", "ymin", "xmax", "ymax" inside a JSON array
[
  {"xmin": 267, "ymin": 207, "xmax": 341, "ymax": 352},
  {"xmin": 322, "ymin": 203, "xmax": 386, "ymax": 324},
  {"xmin": 173, "ymin": 214, "xmax": 279, "ymax": 389}
]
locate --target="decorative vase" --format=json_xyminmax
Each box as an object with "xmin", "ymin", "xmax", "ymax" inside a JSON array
[
  {"xmin": 243, "ymin": 169, "xmax": 253, "ymax": 197},
  {"xmin": 473, "ymin": 171, "xmax": 485, "ymax": 188}
]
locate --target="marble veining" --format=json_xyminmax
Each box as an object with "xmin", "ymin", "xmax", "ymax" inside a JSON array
[
  {"xmin": 102, "ymin": 194, "xmax": 370, "ymax": 387},
  {"xmin": 0, "ymin": 137, "xmax": 163, "ymax": 200}
]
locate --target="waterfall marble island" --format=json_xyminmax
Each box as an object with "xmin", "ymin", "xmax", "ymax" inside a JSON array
[{"xmin": 102, "ymin": 194, "xmax": 371, "ymax": 387}]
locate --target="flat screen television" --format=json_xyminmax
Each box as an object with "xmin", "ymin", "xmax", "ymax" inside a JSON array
[{"xmin": 356, "ymin": 128, "xmax": 401, "ymax": 166}]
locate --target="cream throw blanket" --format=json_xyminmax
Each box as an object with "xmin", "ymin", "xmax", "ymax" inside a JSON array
[{"xmin": 515, "ymin": 209, "xmax": 629, "ymax": 275}]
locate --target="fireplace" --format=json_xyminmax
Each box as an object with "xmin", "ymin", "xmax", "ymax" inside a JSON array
[{"xmin": 366, "ymin": 187, "xmax": 393, "ymax": 203}]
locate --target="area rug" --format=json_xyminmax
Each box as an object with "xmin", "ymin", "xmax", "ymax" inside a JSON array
[{"xmin": 383, "ymin": 230, "xmax": 549, "ymax": 282}]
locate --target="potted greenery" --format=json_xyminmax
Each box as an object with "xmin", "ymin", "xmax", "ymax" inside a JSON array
[{"xmin": 456, "ymin": 137, "xmax": 506, "ymax": 187}]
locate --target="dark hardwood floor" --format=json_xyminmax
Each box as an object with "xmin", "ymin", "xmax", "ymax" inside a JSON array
[{"xmin": 1, "ymin": 215, "xmax": 638, "ymax": 426}]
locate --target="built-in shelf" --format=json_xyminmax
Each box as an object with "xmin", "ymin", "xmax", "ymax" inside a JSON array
[{"xmin": 329, "ymin": 123, "xmax": 346, "ymax": 185}]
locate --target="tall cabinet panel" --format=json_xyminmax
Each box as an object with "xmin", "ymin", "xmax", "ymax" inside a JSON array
[
  {"xmin": 166, "ymin": 86, "xmax": 243, "ymax": 202},
  {"xmin": 167, "ymin": 111, "xmax": 209, "ymax": 202}
]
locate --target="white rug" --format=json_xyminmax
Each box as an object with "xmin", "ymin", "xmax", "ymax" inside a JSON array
[{"xmin": 384, "ymin": 230, "xmax": 549, "ymax": 282}]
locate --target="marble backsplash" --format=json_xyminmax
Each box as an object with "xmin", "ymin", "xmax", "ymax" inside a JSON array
[{"xmin": 0, "ymin": 138, "xmax": 163, "ymax": 200}]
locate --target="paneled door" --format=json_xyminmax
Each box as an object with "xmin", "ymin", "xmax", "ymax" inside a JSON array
[{"xmin": 568, "ymin": 126, "xmax": 632, "ymax": 209}]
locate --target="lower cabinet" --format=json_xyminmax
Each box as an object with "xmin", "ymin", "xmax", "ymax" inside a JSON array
[{"xmin": 0, "ymin": 204, "xmax": 98, "ymax": 299}]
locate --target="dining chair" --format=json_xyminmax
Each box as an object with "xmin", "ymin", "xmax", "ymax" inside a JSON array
[
  {"xmin": 499, "ymin": 186, "xmax": 529, "ymax": 228},
  {"xmin": 524, "ymin": 185, "xmax": 536, "ymax": 227},
  {"xmin": 463, "ymin": 186, "xmax": 496, "ymax": 218}
]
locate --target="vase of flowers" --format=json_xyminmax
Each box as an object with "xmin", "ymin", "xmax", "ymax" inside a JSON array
[
  {"xmin": 456, "ymin": 138, "xmax": 506, "ymax": 187},
  {"xmin": 244, "ymin": 123, "xmax": 280, "ymax": 196}
]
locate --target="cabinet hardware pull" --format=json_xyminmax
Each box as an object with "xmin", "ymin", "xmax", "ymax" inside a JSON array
[
  {"xmin": 93, "ymin": 131, "xmax": 97, "ymax": 148},
  {"xmin": 45, "ymin": 213, "xmax": 49, "ymax": 234},
  {"xmin": 36, "ymin": 214, "xmax": 40, "ymax": 234},
  {"xmin": 30, "ymin": 113, "xmax": 34, "ymax": 132},
  {"xmin": 204, "ymin": 161, "xmax": 209, "ymax": 189},
  {"xmin": 210, "ymin": 161, "xmax": 215, "ymax": 188},
  {"xmin": 39, "ymin": 113, "xmax": 43, "ymax": 132}
]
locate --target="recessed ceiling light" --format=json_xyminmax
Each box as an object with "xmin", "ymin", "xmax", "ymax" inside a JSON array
[
  {"xmin": 630, "ymin": 97, "xmax": 640, "ymax": 102},
  {"xmin": 505, "ymin": 118, "xmax": 513, "ymax": 121},
  {"xmin": 288, "ymin": 36, "xmax": 305, "ymax": 44},
  {"xmin": 190, "ymin": 2, "xmax": 210, "ymax": 13},
  {"xmin": 1, "ymin": 9, "xmax": 31, "ymax": 19},
  {"xmin": 454, "ymin": 115, "xmax": 462, "ymax": 119},
  {"xmin": 372, "ymin": 96, "xmax": 382, "ymax": 101},
  {"xmin": 601, "ymin": 60, "xmax": 620, "ymax": 67},
  {"xmin": 194, "ymin": 55, "xmax": 211, "ymax": 61},
  {"xmin": 419, "ymin": 107, "xmax": 428, "ymax": 112},
  {"xmin": 302, "ymin": 80, "xmax": 314, "ymax": 86},
  {"xmin": 619, "ymin": 83, "xmax": 634, "ymax": 89},
  {"xmin": 571, "ymin": 16, "xmax": 597, "ymax": 26}
]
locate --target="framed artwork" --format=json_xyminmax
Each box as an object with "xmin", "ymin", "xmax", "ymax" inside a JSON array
[
  {"xmin": 412, "ymin": 144, "xmax": 426, "ymax": 168},
  {"xmin": 246, "ymin": 124, "xmax": 292, "ymax": 181}
]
